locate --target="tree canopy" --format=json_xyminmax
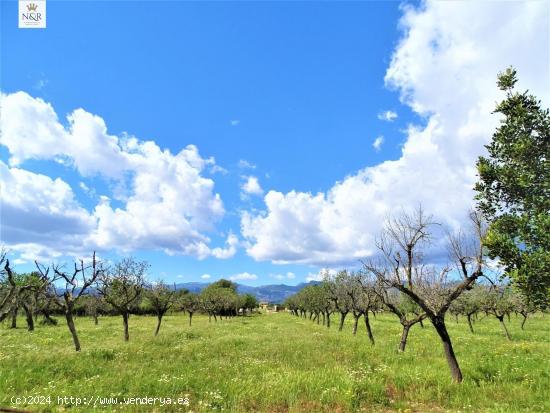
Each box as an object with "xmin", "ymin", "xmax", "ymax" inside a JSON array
[{"xmin": 475, "ymin": 67, "xmax": 550, "ymax": 307}]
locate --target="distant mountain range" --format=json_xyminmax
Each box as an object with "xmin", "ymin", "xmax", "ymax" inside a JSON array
[{"xmin": 175, "ymin": 281, "xmax": 318, "ymax": 304}]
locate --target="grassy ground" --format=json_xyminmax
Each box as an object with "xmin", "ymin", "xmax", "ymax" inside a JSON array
[{"xmin": 0, "ymin": 311, "xmax": 548, "ymax": 413}]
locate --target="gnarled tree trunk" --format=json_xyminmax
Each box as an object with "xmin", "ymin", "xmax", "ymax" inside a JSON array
[
  {"xmin": 496, "ymin": 315, "xmax": 512, "ymax": 340},
  {"xmin": 352, "ymin": 314, "xmax": 360, "ymax": 336},
  {"xmin": 466, "ymin": 313, "xmax": 474, "ymax": 333},
  {"xmin": 65, "ymin": 309, "xmax": 81, "ymax": 351},
  {"xmin": 10, "ymin": 306, "xmax": 17, "ymax": 329},
  {"xmin": 122, "ymin": 312, "xmax": 130, "ymax": 341},
  {"xmin": 154, "ymin": 315, "xmax": 163, "ymax": 336},
  {"xmin": 22, "ymin": 303, "xmax": 34, "ymax": 332},
  {"xmin": 432, "ymin": 316, "xmax": 462, "ymax": 383},
  {"xmin": 520, "ymin": 313, "xmax": 528, "ymax": 330},
  {"xmin": 399, "ymin": 323, "xmax": 410, "ymax": 352},
  {"xmin": 338, "ymin": 312, "xmax": 347, "ymax": 331},
  {"xmin": 364, "ymin": 313, "xmax": 375, "ymax": 345}
]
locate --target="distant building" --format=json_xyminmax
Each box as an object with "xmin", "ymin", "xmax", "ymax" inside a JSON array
[{"xmin": 258, "ymin": 302, "xmax": 285, "ymax": 313}]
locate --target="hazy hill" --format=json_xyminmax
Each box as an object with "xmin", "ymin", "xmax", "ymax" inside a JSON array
[{"xmin": 175, "ymin": 281, "xmax": 318, "ymax": 303}]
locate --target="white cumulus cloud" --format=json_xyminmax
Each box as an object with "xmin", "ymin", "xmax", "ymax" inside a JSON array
[
  {"xmin": 240, "ymin": 0, "xmax": 549, "ymax": 266},
  {"xmin": 230, "ymin": 272, "xmax": 258, "ymax": 281},
  {"xmin": 0, "ymin": 160, "xmax": 96, "ymax": 261},
  {"xmin": 210, "ymin": 234, "xmax": 239, "ymax": 259},
  {"xmin": 241, "ymin": 176, "xmax": 264, "ymax": 196},
  {"xmin": 0, "ymin": 92, "xmax": 235, "ymax": 259}
]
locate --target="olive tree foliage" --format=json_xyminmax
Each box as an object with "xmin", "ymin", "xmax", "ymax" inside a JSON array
[
  {"xmin": 199, "ymin": 280, "xmax": 241, "ymax": 321},
  {"xmin": 241, "ymin": 293, "xmax": 259, "ymax": 314},
  {"xmin": 284, "ymin": 294, "xmax": 303, "ymax": 318},
  {"xmin": 34, "ymin": 252, "xmax": 104, "ymax": 352},
  {"xmin": 177, "ymin": 290, "xmax": 201, "ymax": 326},
  {"xmin": 145, "ymin": 281, "xmax": 176, "ymax": 336},
  {"xmin": 475, "ymin": 67, "xmax": 550, "ymax": 307},
  {"xmin": 305, "ymin": 283, "xmax": 333, "ymax": 326},
  {"xmin": 362, "ymin": 207, "xmax": 488, "ymax": 383},
  {"xmin": 97, "ymin": 257, "xmax": 148, "ymax": 341}
]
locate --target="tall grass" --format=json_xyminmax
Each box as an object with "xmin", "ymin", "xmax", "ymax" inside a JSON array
[{"xmin": 1, "ymin": 312, "xmax": 548, "ymax": 412}]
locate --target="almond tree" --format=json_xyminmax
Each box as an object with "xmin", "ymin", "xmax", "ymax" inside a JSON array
[
  {"xmin": 82, "ymin": 294, "xmax": 107, "ymax": 325},
  {"xmin": 356, "ymin": 272, "xmax": 379, "ymax": 345},
  {"xmin": 15, "ymin": 272, "xmax": 49, "ymax": 331},
  {"xmin": 177, "ymin": 291, "xmax": 200, "ymax": 326},
  {"xmin": 326, "ymin": 270, "xmax": 353, "ymax": 331},
  {"xmin": 512, "ymin": 292, "xmax": 537, "ymax": 330},
  {"xmin": 363, "ymin": 208, "xmax": 487, "ymax": 383},
  {"xmin": 0, "ymin": 253, "xmax": 21, "ymax": 322},
  {"xmin": 483, "ymin": 284, "xmax": 515, "ymax": 340},
  {"xmin": 373, "ymin": 286, "xmax": 426, "ymax": 352},
  {"xmin": 318, "ymin": 282, "xmax": 335, "ymax": 328},
  {"xmin": 35, "ymin": 252, "xmax": 104, "ymax": 351},
  {"xmin": 450, "ymin": 285, "xmax": 485, "ymax": 333},
  {"xmin": 97, "ymin": 258, "xmax": 147, "ymax": 341},
  {"xmin": 1, "ymin": 253, "xmax": 49, "ymax": 326},
  {"xmin": 146, "ymin": 281, "xmax": 175, "ymax": 336},
  {"xmin": 345, "ymin": 272, "xmax": 368, "ymax": 337}
]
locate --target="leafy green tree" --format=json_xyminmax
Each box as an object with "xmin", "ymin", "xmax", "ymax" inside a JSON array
[
  {"xmin": 200, "ymin": 284, "xmax": 240, "ymax": 321},
  {"xmin": 325, "ymin": 270, "xmax": 353, "ymax": 331},
  {"xmin": 177, "ymin": 291, "xmax": 200, "ymax": 326},
  {"xmin": 210, "ymin": 279, "xmax": 238, "ymax": 292},
  {"xmin": 475, "ymin": 67, "xmax": 550, "ymax": 307},
  {"xmin": 145, "ymin": 281, "xmax": 175, "ymax": 336},
  {"xmin": 241, "ymin": 293, "xmax": 258, "ymax": 314},
  {"xmin": 97, "ymin": 258, "xmax": 147, "ymax": 341}
]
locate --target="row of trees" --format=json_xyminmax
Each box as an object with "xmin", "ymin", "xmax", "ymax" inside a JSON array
[
  {"xmin": 286, "ymin": 67, "xmax": 549, "ymax": 384},
  {"xmin": 285, "ymin": 208, "xmax": 489, "ymax": 383},
  {"xmin": 286, "ymin": 269, "xmax": 535, "ymax": 342},
  {"xmin": 286, "ymin": 207, "xmax": 543, "ymax": 383},
  {"xmin": 0, "ymin": 255, "xmax": 258, "ymax": 352}
]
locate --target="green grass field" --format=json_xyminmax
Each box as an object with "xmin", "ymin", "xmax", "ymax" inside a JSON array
[{"xmin": 1, "ymin": 312, "xmax": 548, "ymax": 412}]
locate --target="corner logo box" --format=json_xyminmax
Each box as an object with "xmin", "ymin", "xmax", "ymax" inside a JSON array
[{"xmin": 19, "ymin": 0, "xmax": 46, "ymax": 29}]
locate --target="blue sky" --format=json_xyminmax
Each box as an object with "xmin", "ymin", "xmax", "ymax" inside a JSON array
[{"xmin": 1, "ymin": 1, "xmax": 548, "ymax": 285}]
